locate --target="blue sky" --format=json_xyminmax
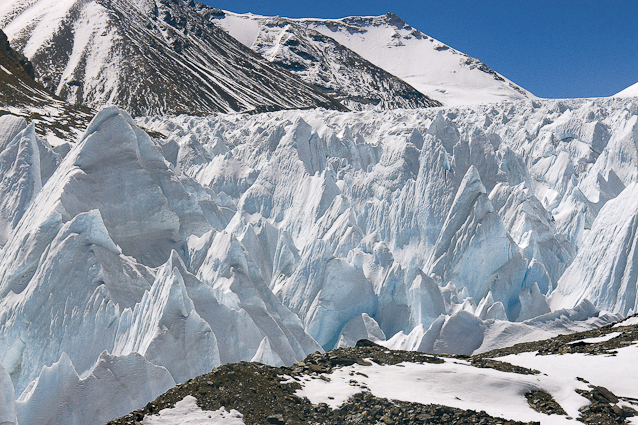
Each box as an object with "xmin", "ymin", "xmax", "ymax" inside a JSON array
[{"xmin": 200, "ymin": 0, "xmax": 638, "ymax": 99}]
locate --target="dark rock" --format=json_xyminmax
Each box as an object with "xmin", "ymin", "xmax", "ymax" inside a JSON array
[
  {"xmin": 266, "ymin": 414, "xmax": 285, "ymax": 424},
  {"xmin": 592, "ymin": 386, "xmax": 619, "ymax": 404},
  {"xmin": 525, "ymin": 390, "xmax": 567, "ymax": 416}
]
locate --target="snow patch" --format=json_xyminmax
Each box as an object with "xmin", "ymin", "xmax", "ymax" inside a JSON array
[{"xmin": 142, "ymin": 396, "xmax": 245, "ymax": 425}]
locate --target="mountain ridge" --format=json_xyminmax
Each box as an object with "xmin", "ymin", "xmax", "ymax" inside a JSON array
[
  {"xmin": 214, "ymin": 10, "xmax": 534, "ymax": 107},
  {"xmin": 208, "ymin": 10, "xmax": 441, "ymax": 111},
  {"xmin": 0, "ymin": 0, "xmax": 348, "ymax": 116}
]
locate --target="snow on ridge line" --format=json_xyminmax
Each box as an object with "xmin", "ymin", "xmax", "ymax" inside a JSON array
[
  {"xmin": 214, "ymin": 9, "xmax": 534, "ymax": 106},
  {"xmin": 614, "ymin": 81, "xmax": 638, "ymax": 98}
]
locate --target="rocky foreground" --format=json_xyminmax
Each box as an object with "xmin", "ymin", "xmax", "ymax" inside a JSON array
[{"xmin": 106, "ymin": 316, "xmax": 638, "ymax": 425}]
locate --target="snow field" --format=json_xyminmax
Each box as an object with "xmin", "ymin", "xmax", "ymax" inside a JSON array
[
  {"xmin": 500, "ymin": 343, "xmax": 638, "ymax": 407},
  {"xmin": 295, "ymin": 359, "xmax": 583, "ymax": 424}
]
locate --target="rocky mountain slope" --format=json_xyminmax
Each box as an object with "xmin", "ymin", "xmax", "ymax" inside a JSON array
[
  {"xmin": 213, "ymin": 11, "xmax": 534, "ymax": 107},
  {"xmin": 0, "ymin": 29, "xmax": 92, "ymax": 140},
  {"xmin": 100, "ymin": 315, "xmax": 638, "ymax": 425},
  {"xmin": 211, "ymin": 11, "xmax": 441, "ymax": 111},
  {"xmin": 0, "ymin": 0, "xmax": 346, "ymax": 116}
]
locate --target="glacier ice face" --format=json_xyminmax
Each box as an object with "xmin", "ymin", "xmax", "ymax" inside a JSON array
[
  {"xmin": 113, "ymin": 251, "xmax": 220, "ymax": 384},
  {"xmin": 0, "ymin": 107, "xmax": 326, "ymax": 425},
  {"xmin": 0, "ymin": 209, "xmax": 150, "ymax": 393},
  {"xmin": 1, "ymin": 97, "xmax": 638, "ymax": 424},
  {"xmin": 0, "ymin": 363, "xmax": 16, "ymax": 425},
  {"xmin": 0, "ymin": 115, "xmax": 28, "ymax": 152},
  {"xmin": 0, "ymin": 123, "xmax": 42, "ymax": 247},
  {"xmin": 138, "ymin": 97, "xmax": 638, "ymax": 347},
  {"xmin": 197, "ymin": 230, "xmax": 323, "ymax": 364},
  {"xmin": 336, "ymin": 313, "xmax": 386, "ymax": 348},
  {"xmin": 428, "ymin": 165, "xmax": 527, "ymax": 318},
  {"xmin": 551, "ymin": 181, "xmax": 638, "ymax": 315},
  {"xmin": 68, "ymin": 107, "xmax": 213, "ymax": 266},
  {"xmin": 15, "ymin": 351, "xmax": 175, "ymax": 425}
]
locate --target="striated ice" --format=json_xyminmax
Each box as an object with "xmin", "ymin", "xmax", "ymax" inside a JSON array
[
  {"xmin": 0, "ymin": 124, "xmax": 42, "ymax": 247},
  {"xmin": 551, "ymin": 182, "xmax": 638, "ymax": 315},
  {"xmin": 0, "ymin": 363, "xmax": 17, "ymax": 425},
  {"xmin": 15, "ymin": 351, "xmax": 174, "ymax": 425}
]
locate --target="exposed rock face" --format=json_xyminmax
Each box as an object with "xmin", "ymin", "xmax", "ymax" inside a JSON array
[
  {"xmin": 211, "ymin": 13, "xmax": 441, "ymax": 111},
  {"xmin": 0, "ymin": 29, "xmax": 93, "ymax": 139},
  {"xmin": 0, "ymin": 0, "xmax": 346, "ymax": 116}
]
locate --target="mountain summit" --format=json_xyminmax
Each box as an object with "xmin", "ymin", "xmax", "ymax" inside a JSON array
[
  {"xmin": 214, "ymin": 11, "xmax": 534, "ymax": 107},
  {"xmin": 210, "ymin": 11, "xmax": 441, "ymax": 111}
]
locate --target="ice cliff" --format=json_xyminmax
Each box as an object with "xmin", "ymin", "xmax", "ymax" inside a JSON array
[{"xmin": 1, "ymin": 97, "xmax": 637, "ymax": 424}]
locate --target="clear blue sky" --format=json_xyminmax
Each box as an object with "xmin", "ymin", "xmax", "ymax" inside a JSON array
[{"xmin": 200, "ymin": 0, "xmax": 638, "ymax": 99}]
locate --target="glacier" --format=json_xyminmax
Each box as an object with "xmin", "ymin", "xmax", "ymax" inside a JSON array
[{"xmin": 0, "ymin": 96, "xmax": 637, "ymax": 424}]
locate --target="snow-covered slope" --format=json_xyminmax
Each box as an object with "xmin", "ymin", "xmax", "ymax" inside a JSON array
[
  {"xmin": 614, "ymin": 81, "xmax": 638, "ymax": 98},
  {"xmin": 211, "ymin": 11, "xmax": 441, "ymax": 111},
  {"xmin": 214, "ymin": 11, "xmax": 534, "ymax": 107},
  {"xmin": 305, "ymin": 13, "xmax": 535, "ymax": 106},
  {"xmin": 0, "ymin": 0, "xmax": 345, "ymax": 116}
]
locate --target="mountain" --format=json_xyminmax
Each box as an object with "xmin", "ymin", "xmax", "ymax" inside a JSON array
[
  {"xmin": 0, "ymin": 29, "xmax": 92, "ymax": 141},
  {"xmin": 211, "ymin": 11, "xmax": 441, "ymax": 111},
  {"xmin": 0, "ymin": 0, "xmax": 346, "ymax": 116},
  {"xmin": 614, "ymin": 81, "xmax": 638, "ymax": 98},
  {"xmin": 104, "ymin": 316, "xmax": 638, "ymax": 424},
  {"xmin": 213, "ymin": 11, "xmax": 534, "ymax": 107},
  {"xmin": 1, "ymin": 3, "xmax": 638, "ymax": 424},
  {"xmin": 305, "ymin": 13, "xmax": 534, "ymax": 107}
]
